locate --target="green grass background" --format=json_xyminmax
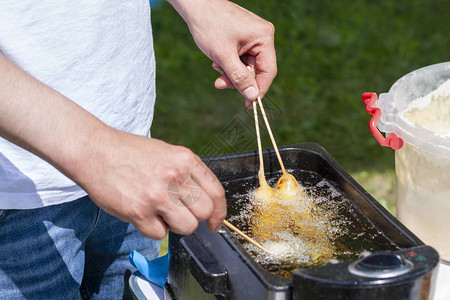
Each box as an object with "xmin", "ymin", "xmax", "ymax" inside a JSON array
[{"xmin": 151, "ymin": 0, "xmax": 449, "ymax": 254}]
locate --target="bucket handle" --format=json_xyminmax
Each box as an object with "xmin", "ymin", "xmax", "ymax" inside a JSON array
[{"xmin": 362, "ymin": 92, "xmax": 404, "ymax": 150}]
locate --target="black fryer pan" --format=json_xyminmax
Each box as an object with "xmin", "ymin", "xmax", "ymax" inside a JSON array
[{"xmin": 166, "ymin": 143, "xmax": 438, "ymax": 300}]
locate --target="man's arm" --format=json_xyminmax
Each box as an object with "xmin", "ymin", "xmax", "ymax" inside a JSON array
[
  {"xmin": 167, "ymin": 0, "xmax": 277, "ymax": 108},
  {"xmin": 0, "ymin": 53, "xmax": 226, "ymax": 238}
]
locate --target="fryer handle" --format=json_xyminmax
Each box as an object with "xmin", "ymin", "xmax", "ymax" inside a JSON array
[
  {"xmin": 362, "ymin": 92, "xmax": 404, "ymax": 150},
  {"xmin": 179, "ymin": 234, "xmax": 229, "ymax": 296}
]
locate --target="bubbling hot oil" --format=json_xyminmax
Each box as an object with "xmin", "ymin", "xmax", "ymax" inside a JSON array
[{"xmin": 225, "ymin": 170, "xmax": 399, "ymax": 278}]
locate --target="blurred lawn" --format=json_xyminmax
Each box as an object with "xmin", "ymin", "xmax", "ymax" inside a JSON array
[{"xmin": 150, "ymin": 0, "xmax": 449, "ymax": 227}]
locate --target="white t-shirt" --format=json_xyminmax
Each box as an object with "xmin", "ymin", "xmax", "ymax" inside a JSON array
[{"xmin": 0, "ymin": 1, "xmax": 156, "ymax": 209}]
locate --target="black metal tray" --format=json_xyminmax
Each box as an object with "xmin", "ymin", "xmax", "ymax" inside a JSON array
[{"xmin": 166, "ymin": 143, "xmax": 427, "ymax": 299}]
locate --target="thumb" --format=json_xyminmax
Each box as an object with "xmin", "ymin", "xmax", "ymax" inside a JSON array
[{"xmin": 220, "ymin": 59, "xmax": 259, "ymax": 101}]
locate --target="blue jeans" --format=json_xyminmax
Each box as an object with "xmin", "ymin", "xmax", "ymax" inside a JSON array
[{"xmin": 0, "ymin": 196, "xmax": 161, "ymax": 299}]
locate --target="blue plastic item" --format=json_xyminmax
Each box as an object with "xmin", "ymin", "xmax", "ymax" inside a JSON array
[{"xmin": 129, "ymin": 250, "xmax": 169, "ymax": 288}]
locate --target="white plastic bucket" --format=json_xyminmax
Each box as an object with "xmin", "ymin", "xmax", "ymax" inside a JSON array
[{"xmin": 362, "ymin": 62, "xmax": 450, "ymax": 262}]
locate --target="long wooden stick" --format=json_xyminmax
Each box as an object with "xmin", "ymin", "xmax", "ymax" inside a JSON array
[
  {"xmin": 253, "ymin": 100, "xmax": 268, "ymax": 185},
  {"xmin": 223, "ymin": 220, "xmax": 270, "ymax": 253},
  {"xmin": 256, "ymin": 97, "xmax": 286, "ymax": 174}
]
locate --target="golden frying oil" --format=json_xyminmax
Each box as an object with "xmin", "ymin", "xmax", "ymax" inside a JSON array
[{"xmin": 224, "ymin": 170, "xmax": 399, "ymax": 278}]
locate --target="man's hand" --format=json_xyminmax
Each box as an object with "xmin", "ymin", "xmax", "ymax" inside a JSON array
[
  {"xmin": 74, "ymin": 132, "xmax": 227, "ymax": 240},
  {"xmin": 168, "ymin": 0, "xmax": 277, "ymax": 108}
]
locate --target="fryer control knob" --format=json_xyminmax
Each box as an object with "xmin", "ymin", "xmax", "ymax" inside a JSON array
[
  {"xmin": 358, "ymin": 253, "xmax": 405, "ymax": 270},
  {"xmin": 348, "ymin": 253, "xmax": 413, "ymax": 278}
]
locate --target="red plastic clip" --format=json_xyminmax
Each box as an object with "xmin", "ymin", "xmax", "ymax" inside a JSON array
[{"xmin": 362, "ymin": 92, "xmax": 404, "ymax": 150}]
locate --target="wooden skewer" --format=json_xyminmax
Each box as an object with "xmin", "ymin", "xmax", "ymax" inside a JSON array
[
  {"xmin": 223, "ymin": 220, "xmax": 270, "ymax": 253},
  {"xmin": 256, "ymin": 96, "xmax": 286, "ymax": 174},
  {"xmin": 253, "ymin": 100, "xmax": 268, "ymax": 185},
  {"xmin": 248, "ymin": 65, "xmax": 270, "ymax": 186},
  {"xmin": 245, "ymin": 65, "xmax": 286, "ymax": 174}
]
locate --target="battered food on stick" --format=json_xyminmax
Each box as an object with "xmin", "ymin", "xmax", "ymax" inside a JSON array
[
  {"xmin": 276, "ymin": 172, "xmax": 300, "ymax": 201},
  {"xmin": 254, "ymin": 169, "xmax": 275, "ymax": 201},
  {"xmin": 254, "ymin": 94, "xmax": 306, "ymax": 201}
]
